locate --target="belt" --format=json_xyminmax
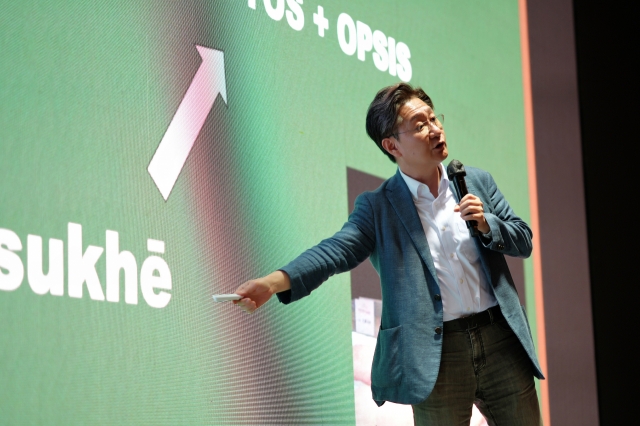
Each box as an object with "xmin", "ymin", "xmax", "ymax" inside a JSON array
[{"xmin": 443, "ymin": 306, "xmax": 505, "ymax": 333}]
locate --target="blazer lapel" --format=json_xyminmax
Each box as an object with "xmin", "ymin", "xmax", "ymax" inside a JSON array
[
  {"xmin": 450, "ymin": 173, "xmax": 494, "ymax": 284},
  {"xmin": 448, "ymin": 180, "xmax": 460, "ymax": 203},
  {"xmin": 385, "ymin": 170, "xmax": 439, "ymax": 285}
]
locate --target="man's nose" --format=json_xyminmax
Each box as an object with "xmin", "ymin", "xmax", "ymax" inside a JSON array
[{"xmin": 429, "ymin": 124, "xmax": 443, "ymax": 137}]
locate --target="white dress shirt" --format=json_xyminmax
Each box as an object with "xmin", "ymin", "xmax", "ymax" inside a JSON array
[{"xmin": 399, "ymin": 166, "xmax": 498, "ymax": 321}]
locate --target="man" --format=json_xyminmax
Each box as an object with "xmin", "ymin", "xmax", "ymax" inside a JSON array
[{"xmin": 234, "ymin": 83, "xmax": 544, "ymax": 425}]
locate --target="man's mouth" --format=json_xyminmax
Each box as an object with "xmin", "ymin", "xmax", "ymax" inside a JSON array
[{"xmin": 433, "ymin": 141, "xmax": 446, "ymax": 150}]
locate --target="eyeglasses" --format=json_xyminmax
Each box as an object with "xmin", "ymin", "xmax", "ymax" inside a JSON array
[{"xmin": 393, "ymin": 114, "xmax": 444, "ymax": 139}]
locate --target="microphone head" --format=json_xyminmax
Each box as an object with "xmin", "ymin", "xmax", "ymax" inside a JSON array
[{"xmin": 446, "ymin": 159, "xmax": 466, "ymax": 180}]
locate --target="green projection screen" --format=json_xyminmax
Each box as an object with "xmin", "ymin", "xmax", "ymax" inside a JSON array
[{"xmin": 1, "ymin": 1, "xmax": 536, "ymax": 424}]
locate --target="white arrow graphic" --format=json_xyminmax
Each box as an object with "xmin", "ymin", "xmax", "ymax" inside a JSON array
[{"xmin": 148, "ymin": 45, "xmax": 227, "ymax": 200}]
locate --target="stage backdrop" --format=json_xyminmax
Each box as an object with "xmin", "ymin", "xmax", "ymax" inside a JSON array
[{"xmin": 1, "ymin": 1, "xmax": 537, "ymax": 424}]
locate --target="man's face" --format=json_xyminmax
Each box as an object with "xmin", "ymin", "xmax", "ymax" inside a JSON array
[{"xmin": 383, "ymin": 97, "xmax": 448, "ymax": 170}]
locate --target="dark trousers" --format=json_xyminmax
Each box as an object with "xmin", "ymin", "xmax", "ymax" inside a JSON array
[{"xmin": 412, "ymin": 315, "xmax": 541, "ymax": 426}]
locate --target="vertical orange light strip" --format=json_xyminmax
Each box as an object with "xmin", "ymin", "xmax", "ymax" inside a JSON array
[{"xmin": 518, "ymin": 0, "xmax": 550, "ymax": 425}]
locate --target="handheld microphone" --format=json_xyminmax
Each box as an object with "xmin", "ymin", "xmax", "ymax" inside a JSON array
[{"xmin": 446, "ymin": 159, "xmax": 479, "ymax": 237}]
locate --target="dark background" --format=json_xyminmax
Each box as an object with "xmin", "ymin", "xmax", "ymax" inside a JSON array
[
  {"xmin": 526, "ymin": 0, "xmax": 635, "ymax": 423},
  {"xmin": 573, "ymin": 2, "xmax": 636, "ymax": 425}
]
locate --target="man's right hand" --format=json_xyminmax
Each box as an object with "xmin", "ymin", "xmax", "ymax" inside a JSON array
[{"xmin": 233, "ymin": 270, "xmax": 291, "ymax": 313}]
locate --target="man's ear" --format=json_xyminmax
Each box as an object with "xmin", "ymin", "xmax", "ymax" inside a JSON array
[{"xmin": 381, "ymin": 137, "xmax": 401, "ymax": 160}]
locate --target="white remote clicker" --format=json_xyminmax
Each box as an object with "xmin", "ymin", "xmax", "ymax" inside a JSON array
[{"xmin": 212, "ymin": 294, "xmax": 242, "ymax": 302}]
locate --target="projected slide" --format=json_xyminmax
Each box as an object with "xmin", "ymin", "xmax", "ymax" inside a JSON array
[{"xmin": 1, "ymin": 1, "xmax": 533, "ymax": 424}]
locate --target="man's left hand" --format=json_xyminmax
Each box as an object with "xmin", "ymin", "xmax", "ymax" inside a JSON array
[{"xmin": 454, "ymin": 194, "xmax": 490, "ymax": 234}]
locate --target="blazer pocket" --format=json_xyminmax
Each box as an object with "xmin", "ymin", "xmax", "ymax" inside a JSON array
[{"xmin": 371, "ymin": 324, "xmax": 403, "ymax": 388}]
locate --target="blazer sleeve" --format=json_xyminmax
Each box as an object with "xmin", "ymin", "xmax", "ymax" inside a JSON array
[
  {"xmin": 276, "ymin": 192, "xmax": 376, "ymax": 304},
  {"xmin": 480, "ymin": 172, "xmax": 533, "ymax": 259}
]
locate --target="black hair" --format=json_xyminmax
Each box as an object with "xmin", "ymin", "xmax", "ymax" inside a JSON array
[{"xmin": 365, "ymin": 82, "xmax": 434, "ymax": 163}]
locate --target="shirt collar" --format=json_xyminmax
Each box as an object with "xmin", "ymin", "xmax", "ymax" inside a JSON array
[{"xmin": 399, "ymin": 164, "xmax": 450, "ymax": 202}]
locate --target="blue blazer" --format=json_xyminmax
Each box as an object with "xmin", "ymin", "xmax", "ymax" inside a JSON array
[{"xmin": 278, "ymin": 167, "xmax": 544, "ymax": 405}]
